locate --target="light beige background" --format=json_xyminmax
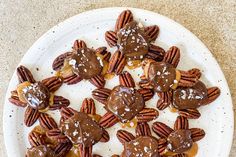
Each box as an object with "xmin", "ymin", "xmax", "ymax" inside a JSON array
[{"xmin": 0, "ymin": 0, "xmax": 235, "ymax": 156}]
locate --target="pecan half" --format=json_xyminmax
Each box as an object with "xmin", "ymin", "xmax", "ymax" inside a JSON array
[
  {"xmin": 99, "ymin": 129, "xmax": 110, "ymax": 142},
  {"xmin": 119, "ymin": 71, "xmax": 135, "ymax": 88},
  {"xmin": 52, "ymin": 52, "xmax": 72, "ymax": 71},
  {"xmin": 157, "ymin": 91, "xmax": 172, "ymax": 110},
  {"xmin": 79, "ymin": 145, "xmax": 92, "ymax": 157},
  {"xmin": 135, "ymin": 122, "xmax": 151, "ymax": 137},
  {"xmin": 163, "ymin": 46, "xmax": 180, "ymax": 68},
  {"xmin": 206, "ymin": 87, "xmax": 221, "ymax": 104},
  {"xmin": 54, "ymin": 141, "xmax": 73, "ymax": 157},
  {"xmin": 24, "ymin": 106, "xmax": 40, "ymax": 127},
  {"xmin": 115, "ymin": 10, "xmax": 133, "ymax": 32},
  {"xmin": 73, "ymin": 39, "xmax": 87, "ymax": 50},
  {"xmin": 178, "ymin": 109, "xmax": 201, "ymax": 119},
  {"xmin": 60, "ymin": 107, "xmax": 77, "ymax": 120},
  {"xmin": 188, "ymin": 68, "xmax": 201, "ymax": 79},
  {"xmin": 80, "ymin": 98, "xmax": 96, "ymax": 115},
  {"xmin": 50, "ymin": 95, "xmax": 70, "ymax": 110},
  {"xmin": 178, "ymin": 70, "xmax": 199, "ymax": 87},
  {"xmin": 41, "ymin": 76, "xmax": 63, "ymax": 92},
  {"xmin": 158, "ymin": 138, "xmax": 168, "ymax": 155},
  {"xmin": 89, "ymin": 75, "xmax": 106, "ymax": 88},
  {"xmin": 116, "ymin": 130, "xmax": 135, "ymax": 145},
  {"xmin": 39, "ymin": 113, "xmax": 58, "ymax": 130},
  {"xmin": 138, "ymin": 79, "xmax": 153, "ymax": 89},
  {"xmin": 9, "ymin": 90, "xmax": 27, "ymax": 107},
  {"xmin": 145, "ymin": 44, "xmax": 165, "ymax": 62},
  {"xmin": 46, "ymin": 128, "xmax": 69, "ymax": 143},
  {"xmin": 17, "ymin": 65, "xmax": 36, "ymax": 83},
  {"xmin": 105, "ymin": 31, "xmax": 118, "ymax": 47},
  {"xmin": 136, "ymin": 108, "xmax": 159, "ymax": 123},
  {"xmin": 28, "ymin": 131, "xmax": 45, "ymax": 147},
  {"xmin": 95, "ymin": 47, "xmax": 111, "ymax": 61},
  {"xmin": 63, "ymin": 74, "xmax": 83, "ymax": 85},
  {"xmin": 190, "ymin": 128, "xmax": 205, "ymax": 142},
  {"xmin": 92, "ymin": 88, "xmax": 111, "ymax": 105},
  {"xmin": 99, "ymin": 112, "xmax": 119, "ymax": 128},
  {"xmin": 108, "ymin": 50, "xmax": 126, "ymax": 75},
  {"xmin": 144, "ymin": 25, "xmax": 159, "ymax": 42},
  {"xmin": 152, "ymin": 122, "xmax": 173, "ymax": 138},
  {"xmin": 174, "ymin": 116, "xmax": 189, "ymax": 130},
  {"xmin": 137, "ymin": 88, "xmax": 154, "ymax": 102}
]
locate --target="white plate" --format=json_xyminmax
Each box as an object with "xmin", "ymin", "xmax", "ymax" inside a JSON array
[{"xmin": 3, "ymin": 7, "xmax": 234, "ymax": 157}]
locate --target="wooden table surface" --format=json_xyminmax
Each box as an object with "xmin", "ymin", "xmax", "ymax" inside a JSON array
[{"xmin": 0, "ymin": 0, "xmax": 235, "ymax": 156}]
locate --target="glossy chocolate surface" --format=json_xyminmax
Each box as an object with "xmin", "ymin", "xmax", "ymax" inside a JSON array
[
  {"xmin": 107, "ymin": 85, "xmax": 144, "ymax": 123},
  {"xmin": 148, "ymin": 62, "xmax": 176, "ymax": 92},
  {"xmin": 68, "ymin": 48, "xmax": 102, "ymax": 79},
  {"xmin": 122, "ymin": 136, "xmax": 160, "ymax": 157},
  {"xmin": 117, "ymin": 21, "xmax": 149, "ymax": 60},
  {"xmin": 60, "ymin": 112, "xmax": 103, "ymax": 146},
  {"xmin": 173, "ymin": 81, "xmax": 208, "ymax": 109},
  {"xmin": 167, "ymin": 129, "xmax": 193, "ymax": 153},
  {"xmin": 26, "ymin": 145, "xmax": 56, "ymax": 157},
  {"xmin": 22, "ymin": 82, "xmax": 50, "ymax": 110}
]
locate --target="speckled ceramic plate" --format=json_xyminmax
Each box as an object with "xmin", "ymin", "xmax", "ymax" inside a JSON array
[{"xmin": 3, "ymin": 7, "xmax": 234, "ymax": 157}]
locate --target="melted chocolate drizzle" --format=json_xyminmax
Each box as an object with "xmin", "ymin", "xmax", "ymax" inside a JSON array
[
  {"xmin": 107, "ymin": 85, "xmax": 144, "ymax": 123},
  {"xmin": 148, "ymin": 62, "xmax": 176, "ymax": 92},
  {"xmin": 173, "ymin": 81, "xmax": 208, "ymax": 109},
  {"xmin": 167, "ymin": 129, "xmax": 193, "ymax": 153},
  {"xmin": 22, "ymin": 82, "xmax": 50, "ymax": 110},
  {"xmin": 117, "ymin": 21, "xmax": 149, "ymax": 60},
  {"xmin": 68, "ymin": 48, "xmax": 102, "ymax": 79},
  {"xmin": 26, "ymin": 145, "xmax": 56, "ymax": 157},
  {"xmin": 60, "ymin": 112, "xmax": 103, "ymax": 147},
  {"xmin": 122, "ymin": 136, "xmax": 160, "ymax": 157}
]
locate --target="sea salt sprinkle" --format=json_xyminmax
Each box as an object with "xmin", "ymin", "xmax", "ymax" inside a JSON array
[{"xmin": 117, "ymin": 21, "xmax": 149, "ymax": 59}]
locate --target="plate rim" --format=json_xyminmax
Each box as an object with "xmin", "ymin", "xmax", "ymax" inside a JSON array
[{"xmin": 3, "ymin": 7, "xmax": 234, "ymax": 157}]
